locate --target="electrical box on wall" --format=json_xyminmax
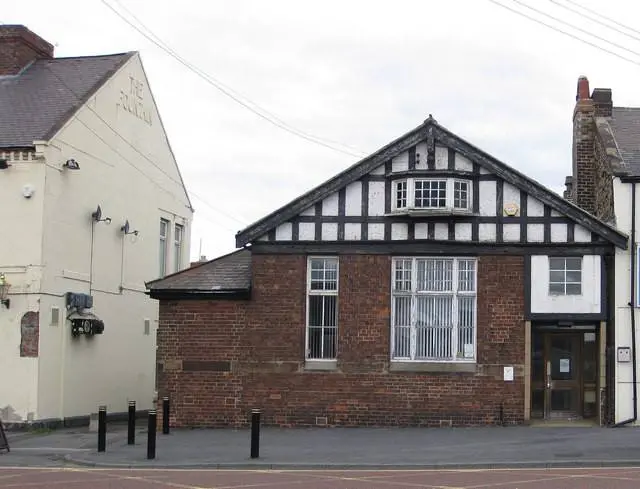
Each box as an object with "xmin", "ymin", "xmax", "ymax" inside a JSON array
[{"xmin": 618, "ymin": 346, "xmax": 632, "ymax": 363}]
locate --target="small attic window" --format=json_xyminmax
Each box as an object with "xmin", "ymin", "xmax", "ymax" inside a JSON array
[{"xmin": 394, "ymin": 178, "xmax": 471, "ymax": 212}]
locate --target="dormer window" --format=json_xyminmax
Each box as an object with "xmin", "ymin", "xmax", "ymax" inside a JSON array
[{"xmin": 394, "ymin": 178, "xmax": 472, "ymax": 212}]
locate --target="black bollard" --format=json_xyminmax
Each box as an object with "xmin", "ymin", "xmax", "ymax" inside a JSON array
[
  {"xmin": 97, "ymin": 405, "xmax": 107, "ymax": 452},
  {"xmin": 162, "ymin": 397, "xmax": 170, "ymax": 435},
  {"xmin": 250, "ymin": 409, "xmax": 261, "ymax": 459},
  {"xmin": 147, "ymin": 409, "xmax": 157, "ymax": 460},
  {"xmin": 127, "ymin": 400, "xmax": 136, "ymax": 445}
]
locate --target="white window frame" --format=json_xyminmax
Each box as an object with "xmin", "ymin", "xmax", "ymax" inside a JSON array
[
  {"xmin": 174, "ymin": 223, "xmax": 184, "ymax": 273},
  {"xmin": 390, "ymin": 257, "xmax": 477, "ymax": 363},
  {"xmin": 159, "ymin": 218, "xmax": 170, "ymax": 277},
  {"xmin": 548, "ymin": 256, "xmax": 582, "ymax": 296},
  {"xmin": 306, "ymin": 257, "xmax": 339, "ymax": 361},
  {"xmin": 392, "ymin": 178, "xmax": 472, "ymax": 212}
]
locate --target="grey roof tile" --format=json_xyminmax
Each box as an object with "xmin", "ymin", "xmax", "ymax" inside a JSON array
[
  {"xmin": 609, "ymin": 107, "xmax": 640, "ymax": 175},
  {"xmin": 0, "ymin": 52, "xmax": 133, "ymax": 148},
  {"xmin": 147, "ymin": 249, "xmax": 251, "ymax": 292}
]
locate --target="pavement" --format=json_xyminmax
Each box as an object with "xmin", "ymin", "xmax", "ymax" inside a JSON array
[
  {"xmin": 3, "ymin": 423, "xmax": 640, "ymax": 470},
  {"xmin": 4, "ymin": 467, "xmax": 640, "ymax": 488}
]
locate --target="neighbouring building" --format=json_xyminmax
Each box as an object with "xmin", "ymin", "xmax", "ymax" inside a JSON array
[
  {"xmin": 148, "ymin": 114, "xmax": 627, "ymax": 428},
  {"xmin": 0, "ymin": 25, "xmax": 193, "ymax": 425},
  {"xmin": 565, "ymin": 75, "xmax": 640, "ymax": 426}
]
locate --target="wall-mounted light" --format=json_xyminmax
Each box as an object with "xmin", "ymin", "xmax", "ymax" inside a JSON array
[
  {"xmin": 0, "ymin": 159, "xmax": 10, "ymax": 170},
  {"xmin": 0, "ymin": 273, "xmax": 11, "ymax": 309},
  {"xmin": 120, "ymin": 219, "xmax": 139, "ymax": 236},
  {"xmin": 91, "ymin": 205, "xmax": 111, "ymax": 225},
  {"xmin": 63, "ymin": 159, "xmax": 80, "ymax": 170}
]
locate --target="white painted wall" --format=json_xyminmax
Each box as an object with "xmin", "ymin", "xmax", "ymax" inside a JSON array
[
  {"xmin": 612, "ymin": 178, "xmax": 640, "ymax": 424},
  {"xmin": 0, "ymin": 53, "xmax": 192, "ymax": 422},
  {"xmin": 529, "ymin": 255, "xmax": 601, "ymax": 314}
]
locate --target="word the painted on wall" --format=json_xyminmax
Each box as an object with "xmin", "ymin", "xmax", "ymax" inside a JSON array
[{"xmin": 117, "ymin": 75, "xmax": 153, "ymax": 126}]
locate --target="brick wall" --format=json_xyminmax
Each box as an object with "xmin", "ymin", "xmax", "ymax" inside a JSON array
[
  {"xmin": 156, "ymin": 254, "xmax": 526, "ymax": 428},
  {"xmin": 0, "ymin": 25, "xmax": 53, "ymax": 76}
]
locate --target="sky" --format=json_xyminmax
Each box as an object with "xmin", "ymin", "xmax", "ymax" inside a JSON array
[{"xmin": 5, "ymin": 0, "xmax": 640, "ymax": 261}]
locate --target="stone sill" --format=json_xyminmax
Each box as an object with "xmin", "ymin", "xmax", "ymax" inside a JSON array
[
  {"xmin": 304, "ymin": 360, "xmax": 338, "ymax": 371},
  {"xmin": 389, "ymin": 362, "xmax": 476, "ymax": 373}
]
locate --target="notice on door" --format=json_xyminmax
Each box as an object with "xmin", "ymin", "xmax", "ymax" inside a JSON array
[{"xmin": 559, "ymin": 358, "xmax": 570, "ymax": 373}]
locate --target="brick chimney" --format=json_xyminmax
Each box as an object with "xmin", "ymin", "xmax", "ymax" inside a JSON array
[
  {"xmin": 0, "ymin": 25, "xmax": 54, "ymax": 76},
  {"xmin": 571, "ymin": 75, "xmax": 596, "ymax": 215},
  {"xmin": 592, "ymin": 87, "xmax": 613, "ymax": 117}
]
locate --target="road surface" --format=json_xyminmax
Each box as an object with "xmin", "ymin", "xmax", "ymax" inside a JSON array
[{"xmin": 2, "ymin": 466, "xmax": 640, "ymax": 488}]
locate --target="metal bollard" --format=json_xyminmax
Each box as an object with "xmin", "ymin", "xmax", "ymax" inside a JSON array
[
  {"xmin": 162, "ymin": 397, "xmax": 170, "ymax": 435},
  {"xmin": 97, "ymin": 405, "xmax": 107, "ymax": 452},
  {"xmin": 147, "ymin": 409, "xmax": 157, "ymax": 460},
  {"xmin": 127, "ymin": 400, "xmax": 136, "ymax": 445},
  {"xmin": 250, "ymin": 409, "xmax": 261, "ymax": 459}
]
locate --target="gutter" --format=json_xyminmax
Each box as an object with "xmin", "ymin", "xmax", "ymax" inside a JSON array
[{"xmin": 613, "ymin": 181, "xmax": 638, "ymax": 427}]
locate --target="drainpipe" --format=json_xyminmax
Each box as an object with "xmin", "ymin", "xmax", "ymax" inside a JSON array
[{"xmin": 613, "ymin": 181, "xmax": 638, "ymax": 427}]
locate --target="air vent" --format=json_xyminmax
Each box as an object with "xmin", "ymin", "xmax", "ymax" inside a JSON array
[
  {"xmin": 51, "ymin": 307, "xmax": 60, "ymax": 326},
  {"xmin": 144, "ymin": 319, "xmax": 151, "ymax": 336}
]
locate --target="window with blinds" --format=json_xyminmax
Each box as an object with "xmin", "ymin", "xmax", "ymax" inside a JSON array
[
  {"xmin": 306, "ymin": 257, "xmax": 338, "ymax": 360},
  {"xmin": 391, "ymin": 257, "xmax": 477, "ymax": 362}
]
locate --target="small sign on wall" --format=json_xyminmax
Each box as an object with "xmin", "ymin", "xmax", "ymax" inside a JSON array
[
  {"xmin": 503, "ymin": 366, "xmax": 514, "ymax": 382},
  {"xmin": 559, "ymin": 358, "xmax": 570, "ymax": 373}
]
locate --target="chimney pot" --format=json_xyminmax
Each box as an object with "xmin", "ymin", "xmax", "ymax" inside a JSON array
[
  {"xmin": 0, "ymin": 25, "xmax": 54, "ymax": 76},
  {"xmin": 576, "ymin": 75, "xmax": 590, "ymax": 101}
]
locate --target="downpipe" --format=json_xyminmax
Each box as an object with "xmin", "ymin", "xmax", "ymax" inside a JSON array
[{"xmin": 613, "ymin": 181, "xmax": 638, "ymax": 427}]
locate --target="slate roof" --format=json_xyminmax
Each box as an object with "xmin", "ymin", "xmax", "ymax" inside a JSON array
[
  {"xmin": 146, "ymin": 249, "xmax": 251, "ymax": 296},
  {"xmin": 608, "ymin": 107, "xmax": 640, "ymax": 175},
  {"xmin": 0, "ymin": 52, "xmax": 134, "ymax": 148}
]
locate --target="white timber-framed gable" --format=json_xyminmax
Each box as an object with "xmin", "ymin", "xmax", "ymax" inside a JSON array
[{"xmin": 238, "ymin": 117, "xmax": 627, "ymax": 250}]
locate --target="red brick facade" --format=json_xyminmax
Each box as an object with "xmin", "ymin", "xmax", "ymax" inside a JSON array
[
  {"xmin": 156, "ymin": 254, "xmax": 525, "ymax": 428},
  {"xmin": 0, "ymin": 25, "xmax": 53, "ymax": 76}
]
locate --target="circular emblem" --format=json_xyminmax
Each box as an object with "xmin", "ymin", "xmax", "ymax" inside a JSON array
[{"xmin": 504, "ymin": 203, "xmax": 519, "ymax": 216}]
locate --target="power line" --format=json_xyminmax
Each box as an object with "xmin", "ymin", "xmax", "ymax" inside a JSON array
[
  {"xmin": 508, "ymin": 0, "xmax": 640, "ymax": 57},
  {"xmin": 549, "ymin": 0, "xmax": 640, "ymax": 44},
  {"xmin": 560, "ymin": 0, "xmax": 640, "ymax": 39},
  {"xmin": 486, "ymin": 0, "xmax": 640, "ymax": 67},
  {"xmin": 44, "ymin": 65, "xmax": 249, "ymax": 228},
  {"xmin": 101, "ymin": 0, "xmax": 368, "ymax": 159},
  {"xmin": 111, "ymin": 0, "xmax": 366, "ymax": 158}
]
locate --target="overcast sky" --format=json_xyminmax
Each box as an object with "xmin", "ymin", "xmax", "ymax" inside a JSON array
[{"xmin": 5, "ymin": 0, "xmax": 640, "ymax": 260}]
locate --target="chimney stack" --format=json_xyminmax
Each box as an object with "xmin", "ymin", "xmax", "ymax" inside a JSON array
[
  {"xmin": 592, "ymin": 88, "xmax": 613, "ymax": 117},
  {"xmin": 572, "ymin": 75, "xmax": 596, "ymax": 215},
  {"xmin": 0, "ymin": 25, "xmax": 54, "ymax": 76},
  {"xmin": 563, "ymin": 176, "xmax": 574, "ymax": 202}
]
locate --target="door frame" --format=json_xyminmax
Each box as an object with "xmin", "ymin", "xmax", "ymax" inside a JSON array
[{"xmin": 527, "ymin": 323, "xmax": 600, "ymax": 424}]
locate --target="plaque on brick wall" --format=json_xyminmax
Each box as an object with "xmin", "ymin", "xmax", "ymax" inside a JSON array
[{"xmin": 0, "ymin": 418, "xmax": 9, "ymax": 453}]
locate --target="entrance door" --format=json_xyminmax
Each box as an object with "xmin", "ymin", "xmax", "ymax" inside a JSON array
[{"xmin": 531, "ymin": 332, "xmax": 585, "ymax": 420}]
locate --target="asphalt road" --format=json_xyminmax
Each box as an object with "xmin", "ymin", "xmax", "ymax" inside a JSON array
[{"xmin": 3, "ymin": 467, "xmax": 640, "ymax": 488}]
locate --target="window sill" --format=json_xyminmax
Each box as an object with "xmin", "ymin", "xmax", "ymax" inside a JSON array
[
  {"xmin": 304, "ymin": 360, "xmax": 338, "ymax": 371},
  {"xmin": 389, "ymin": 362, "xmax": 476, "ymax": 373},
  {"xmin": 385, "ymin": 208, "xmax": 473, "ymax": 218}
]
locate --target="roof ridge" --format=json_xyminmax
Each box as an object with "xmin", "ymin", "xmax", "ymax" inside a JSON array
[{"xmin": 40, "ymin": 51, "xmax": 137, "ymax": 61}]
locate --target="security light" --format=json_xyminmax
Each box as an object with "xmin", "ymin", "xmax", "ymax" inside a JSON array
[{"xmin": 63, "ymin": 159, "xmax": 80, "ymax": 170}]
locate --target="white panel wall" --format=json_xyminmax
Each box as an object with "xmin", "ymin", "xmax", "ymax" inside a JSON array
[
  {"xmin": 529, "ymin": 255, "xmax": 601, "ymax": 314},
  {"xmin": 503, "ymin": 183, "xmax": 520, "ymax": 211},
  {"xmin": 455, "ymin": 153, "xmax": 473, "ymax": 172},
  {"xmin": 479, "ymin": 181, "xmax": 496, "ymax": 216},
  {"xmin": 344, "ymin": 223, "xmax": 361, "ymax": 240},
  {"xmin": 368, "ymin": 181, "xmax": 385, "ymax": 216},
  {"xmin": 434, "ymin": 223, "xmax": 448, "ymax": 240},
  {"xmin": 345, "ymin": 181, "xmax": 362, "ymax": 216},
  {"xmin": 415, "ymin": 142, "xmax": 428, "ymax": 169},
  {"xmin": 299, "ymin": 222, "xmax": 315, "ymax": 240},
  {"xmin": 322, "ymin": 192, "xmax": 339, "ymax": 216},
  {"xmin": 322, "ymin": 223, "xmax": 338, "ymax": 240},
  {"xmin": 392, "ymin": 151, "xmax": 408, "ymax": 172},
  {"xmin": 503, "ymin": 224, "xmax": 520, "ymax": 242},
  {"xmin": 435, "ymin": 145, "xmax": 448, "ymax": 169},
  {"xmin": 528, "ymin": 196, "xmax": 544, "ymax": 216},
  {"xmin": 368, "ymin": 223, "xmax": 385, "ymax": 240},
  {"xmin": 275, "ymin": 222, "xmax": 292, "ymax": 240},
  {"xmin": 415, "ymin": 223, "xmax": 429, "ymax": 239},
  {"xmin": 391, "ymin": 223, "xmax": 408, "ymax": 240},
  {"xmin": 455, "ymin": 223, "xmax": 472, "ymax": 241},
  {"xmin": 575, "ymin": 225, "xmax": 591, "ymax": 242}
]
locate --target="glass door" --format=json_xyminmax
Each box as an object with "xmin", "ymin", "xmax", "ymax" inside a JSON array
[
  {"xmin": 530, "ymin": 331, "xmax": 585, "ymax": 420},
  {"xmin": 546, "ymin": 334, "xmax": 582, "ymax": 418}
]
